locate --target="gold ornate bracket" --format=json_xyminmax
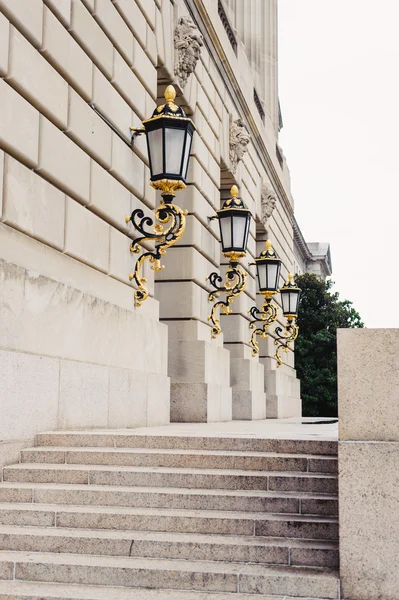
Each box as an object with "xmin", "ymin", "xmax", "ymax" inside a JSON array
[
  {"xmin": 126, "ymin": 195, "xmax": 187, "ymax": 307},
  {"xmin": 207, "ymin": 262, "xmax": 247, "ymax": 338},
  {"xmin": 274, "ymin": 319, "xmax": 299, "ymax": 367},
  {"xmin": 248, "ymin": 298, "xmax": 278, "ymax": 357}
]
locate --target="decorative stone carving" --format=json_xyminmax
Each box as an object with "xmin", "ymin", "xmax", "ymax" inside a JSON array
[
  {"xmin": 229, "ymin": 118, "xmax": 250, "ymax": 174},
  {"xmin": 174, "ymin": 17, "xmax": 203, "ymax": 89},
  {"xmin": 261, "ymin": 178, "xmax": 277, "ymax": 226}
]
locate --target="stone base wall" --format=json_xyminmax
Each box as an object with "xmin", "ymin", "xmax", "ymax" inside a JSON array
[{"xmin": 338, "ymin": 328, "xmax": 399, "ymax": 600}]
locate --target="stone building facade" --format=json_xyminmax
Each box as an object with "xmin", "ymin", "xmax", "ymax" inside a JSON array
[
  {"xmin": 293, "ymin": 218, "xmax": 332, "ymax": 281},
  {"xmin": 0, "ymin": 0, "xmax": 304, "ymax": 468}
]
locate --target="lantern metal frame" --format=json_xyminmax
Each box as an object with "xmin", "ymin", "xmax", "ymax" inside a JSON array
[
  {"xmin": 126, "ymin": 86, "xmax": 194, "ymax": 307},
  {"xmin": 207, "ymin": 185, "xmax": 251, "ymax": 338},
  {"xmin": 248, "ymin": 240, "xmax": 281, "ymax": 356},
  {"xmin": 248, "ymin": 242, "xmax": 300, "ymax": 367}
]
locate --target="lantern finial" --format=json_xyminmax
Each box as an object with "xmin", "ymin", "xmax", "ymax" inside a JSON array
[
  {"xmin": 165, "ymin": 85, "xmax": 177, "ymax": 104},
  {"xmin": 266, "ymin": 240, "xmax": 272, "ymax": 252},
  {"xmin": 230, "ymin": 185, "xmax": 239, "ymax": 198},
  {"xmin": 287, "ymin": 273, "xmax": 294, "ymax": 284}
]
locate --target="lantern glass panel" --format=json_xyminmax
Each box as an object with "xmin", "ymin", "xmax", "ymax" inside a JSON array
[
  {"xmin": 181, "ymin": 132, "xmax": 192, "ymax": 179},
  {"xmin": 257, "ymin": 263, "xmax": 267, "ymax": 290},
  {"xmin": 289, "ymin": 291, "xmax": 300, "ymax": 314},
  {"xmin": 232, "ymin": 214, "xmax": 247, "ymax": 250},
  {"xmin": 147, "ymin": 128, "xmax": 163, "ymax": 177},
  {"xmin": 281, "ymin": 291, "xmax": 290, "ymax": 315},
  {"xmin": 220, "ymin": 215, "xmax": 232, "ymax": 249},
  {"xmin": 165, "ymin": 127, "xmax": 186, "ymax": 175}
]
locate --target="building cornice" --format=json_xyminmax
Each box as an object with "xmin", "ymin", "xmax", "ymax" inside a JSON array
[{"xmin": 184, "ymin": 0, "xmax": 294, "ymax": 221}]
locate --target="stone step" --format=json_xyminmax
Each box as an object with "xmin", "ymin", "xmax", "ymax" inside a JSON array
[
  {"xmin": 0, "ymin": 525, "xmax": 339, "ymax": 568},
  {"xmin": 0, "ymin": 551, "xmax": 340, "ymax": 597},
  {"xmin": 0, "ymin": 482, "xmax": 338, "ymax": 515},
  {"xmin": 0, "ymin": 580, "xmax": 338, "ymax": 600},
  {"xmin": 0, "ymin": 503, "xmax": 339, "ymax": 539},
  {"xmin": 3, "ymin": 464, "xmax": 338, "ymax": 494},
  {"xmin": 20, "ymin": 447, "xmax": 338, "ymax": 474},
  {"xmin": 35, "ymin": 431, "xmax": 338, "ymax": 455}
]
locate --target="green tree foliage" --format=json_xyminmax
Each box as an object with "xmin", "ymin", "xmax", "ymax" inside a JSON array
[{"xmin": 294, "ymin": 273, "xmax": 364, "ymax": 417}]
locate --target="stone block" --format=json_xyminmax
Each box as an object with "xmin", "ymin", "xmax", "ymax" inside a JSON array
[
  {"xmin": 93, "ymin": 0, "xmax": 134, "ymax": 66},
  {"xmin": 108, "ymin": 366, "xmax": 147, "ymax": 428},
  {"xmin": 7, "ymin": 26, "xmax": 68, "ymax": 129},
  {"xmin": 156, "ymin": 280, "xmax": 210, "ymax": 323},
  {"xmin": 0, "ymin": 349, "xmax": 59, "ymax": 443},
  {"xmin": 65, "ymin": 196, "xmax": 110, "ymax": 273},
  {"xmin": 38, "ymin": 116, "xmax": 91, "ymax": 205},
  {"xmin": 221, "ymin": 314, "xmax": 252, "ymax": 345},
  {"xmin": 156, "ymin": 247, "xmax": 216, "ymax": 290},
  {"xmin": 0, "ymin": 150, "xmax": 3, "ymax": 219},
  {"xmin": 0, "ymin": 0, "xmax": 43, "ymax": 49},
  {"xmin": 3, "ymin": 155, "xmax": 65, "ymax": 251},
  {"xmin": 176, "ymin": 215, "xmax": 219, "ymax": 266},
  {"xmin": 89, "ymin": 160, "xmax": 130, "ymax": 231},
  {"xmin": 133, "ymin": 38, "xmax": 157, "ymax": 98},
  {"xmin": 113, "ymin": 0, "xmax": 147, "ymax": 49},
  {"xmin": 110, "ymin": 133, "xmax": 144, "ymax": 199},
  {"xmin": 147, "ymin": 372, "xmax": 171, "ymax": 426},
  {"xmin": 58, "ymin": 359, "xmax": 109, "ymax": 428},
  {"xmin": 0, "ymin": 79, "xmax": 39, "ymax": 168},
  {"xmin": 43, "ymin": 0, "xmax": 71, "ymax": 27},
  {"xmin": 93, "ymin": 66, "xmax": 132, "ymax": 139},
  {"xmin": 67, "ymin": 88, "xmax": 111, "ymax": 169},
  {"xmin": 168, "ymin": 338, "xmax": 230, "ymax": 387},
  {"xmin": 136, "ymin": 0, "xmax": 156, "ymax": 28},
  {"xmin": 339, "ymin": 441, "xmax": 399, "ymax": 600},
  {"xmin": 178, "ymin": 185, "xmax": 220, "ymax": 235},
  {"xmin": 166, "ymin": 319, "xmax": 215, "ymax": 343},
  {"xmin": 0, "ymin": 11, "xmax": 9, "ymax": 76},
  {"xmin": 112, "ymin": 50, "xmax": 146, "ymax": 120},
  {"xmin": 145, "ymin": 23, "xmax": 157, "ymax": 66},
  {"xmin": 170, "ymin": 382, "xmax": 232, "ymax": 423},
  {"xmin": 338, "ymin": 328, "xmax": 399, "ymax": 442},
  {"xmin": 42, "ymin": 6, "xmax": 93, "ymax": 102},
  {"xmin": 70, "ymin": 0, "xmax": 113, "ymax": 79}
]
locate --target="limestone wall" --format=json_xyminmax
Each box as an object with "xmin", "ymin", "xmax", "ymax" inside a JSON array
[{"xmin": 0, "ymin": 0, "xmax": 301, "ymax": 466}]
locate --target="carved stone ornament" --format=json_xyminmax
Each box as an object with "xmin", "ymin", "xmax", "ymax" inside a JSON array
[
  {"xmin": 229, "ymin": 118, "xmax": 250, "ymax": 174},
  {"xmin": 261, "ymin": 178, "xmax": 277, "ymax": 226},
  {"xmin": 174, "ymin": 16, "xmax": 203, "ymax": 89}
]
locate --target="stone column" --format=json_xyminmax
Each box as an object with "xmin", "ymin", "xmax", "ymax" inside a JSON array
[
  {"xmin": 256, "ymin": 227, "xmax": 301, "ymax": 418},
  {"xmin": 338, "ymin": 328, "xmax": 399, "ymax": 600},
  {"xmin": 219, "ymin": 183, "xmax": 266, "ymax": 421}
]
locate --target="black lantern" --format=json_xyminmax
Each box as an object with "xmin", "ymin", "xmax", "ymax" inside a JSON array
[
  {"xmin": 280, "ymin": 273, "xmax": 301, "ymax": 318},
  {"xmin": 254, "ymin": 240, "xmax": 282, "ymax": 296},
  {"xmin": 217, "ymin": 185, "xmax": 251, "ymax": 259},
  {"xmin": 142, "ymin": 85, "xmax": 195, "ymax": 191}
]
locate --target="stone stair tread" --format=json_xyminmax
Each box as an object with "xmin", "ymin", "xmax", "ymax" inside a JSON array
[
  {"xmin": 0, "ymin": 481, "xmax": 338, "ymax": 500},
  {"xmin": 0, "ymin": 524, "xmax": 339, "ymax": 548},
  {"xmin": 23, "ymin": 446, "xmax": 337, "ymax": 460},
  {"xmin": 0, "ymin": 549, "xmax": 340, "ymax": 577},
  {"xmin": 5, "ymin": 463, "xmax": 337, "ymax": 478},
  {"xmin": 0, "ymin": 580, "xmax": 335, "ymax": 599},
  {"xmin": 0, "ymin": 502, "xmax": 338, "ymax": 522}
]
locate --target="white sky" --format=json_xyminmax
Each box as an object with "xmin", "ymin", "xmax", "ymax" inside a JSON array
[{"xmin": 278, "ymin": 0, "xmax": 399, "ymax": 328}]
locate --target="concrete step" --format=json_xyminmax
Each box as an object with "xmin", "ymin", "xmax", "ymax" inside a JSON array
[
  {"xmin": 0, "ymin": 551, "xmax": 340, "ymax": 597},
  {"xmin": 35, "ymin": 431, "xmax": 338, "ymax": 455},
  {"xmin": 3, "ymin": 464, "xmax": 338, "ymax": 494},
  {"xmin": 0, "ymin": 580, "xmax": 338, "ymax": 600},
  {"xmin": 0, "ymin": 525, "xmax": 339, "ymax": 568},
  {"xmin": 0, "ymin": 503, "xmax": 339, "ymax": 539},
  {"xmin": 20, "ymin": 447, "xmax": 338, "ymax": 474},
  {"xmin": 0, "ymin": 482, "xmax": 338, "ymax": 515}
]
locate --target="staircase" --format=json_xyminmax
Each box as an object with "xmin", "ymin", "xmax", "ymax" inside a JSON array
[{"xmin": 0, "ymin": 430, "xmax": 340, "ymax": 599}]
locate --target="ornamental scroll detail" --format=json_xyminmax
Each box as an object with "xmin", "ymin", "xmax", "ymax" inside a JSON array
[
  {"xmin": 174, "ymin": 16, "xmax": 204, "ymax": 89},
  {"xmin": 229, "ymin": 118, "xmax": 250, "ymax": 174}
]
